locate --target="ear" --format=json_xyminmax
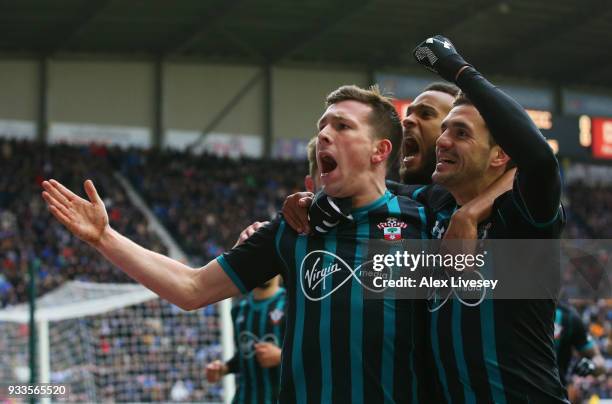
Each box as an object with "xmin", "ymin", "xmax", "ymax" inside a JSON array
[
  {"xmin": 371, "ymin": 138, "xmax": 393, "ymax": 165},
  {"xmin": 489, "ymin": 145, "xmax": 510, "ymax": 169},
  {"xmin": 304, "ymin": 175, "xmax": 315, "ymax": 193}
]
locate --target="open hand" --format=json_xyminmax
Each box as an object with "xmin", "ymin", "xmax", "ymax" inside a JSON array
[{"xmin": 41, "ymin": 179, "xmax": 109, "ymax": 246}]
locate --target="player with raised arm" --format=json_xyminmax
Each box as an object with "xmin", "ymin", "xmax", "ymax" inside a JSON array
[{"xmin": 411, "ymin": 35, "xmax": 568, "ymax": 403}]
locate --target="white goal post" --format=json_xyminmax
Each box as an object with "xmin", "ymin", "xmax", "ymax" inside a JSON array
[{"xmin": 0, "ymin": 281, "xmax": 233, "ymax": 403}]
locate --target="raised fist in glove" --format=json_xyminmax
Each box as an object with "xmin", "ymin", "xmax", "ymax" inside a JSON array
[
  {"xmin": 308, "ymin": 191, "xmax": 352, "ymax": 235},
  {"xmin": 572, "ymin": 357, "xmax": 596, "ymax": 377},
  {"xmin": 413, "ymin": 35, "xmax": 470, "ymax": 82}
]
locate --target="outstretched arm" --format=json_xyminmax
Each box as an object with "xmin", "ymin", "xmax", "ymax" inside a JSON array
[{"xmin": 42, "ymin": 179, "xmax": 239, "ymax": 310}]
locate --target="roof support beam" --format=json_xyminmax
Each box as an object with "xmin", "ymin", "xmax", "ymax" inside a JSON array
[
  {"xmin": 377, "ymin": 0, "xmax": 495, "ymax": 68},
  {"xmin": 164, "ymin": 0, "xmax": 244, "ymax": 57},
  {"xmin": 488, "ymin": 0, "xmax": 612, "ymax": 73},
  {"xmin": 45, "ymin": 0, "xmax": 111, "ymax": 56},
  {"xmin": 37, "ymin": 57, "xmax": 48, "ymax": 143},
  {"xmin": 275, "ymin": 0, "xmax": 373, "ymax": 63}
]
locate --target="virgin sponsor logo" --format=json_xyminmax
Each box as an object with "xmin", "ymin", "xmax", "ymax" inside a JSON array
[{"xmin": 299, "ymin": 250, "xmax": 386, "ymax": 301}]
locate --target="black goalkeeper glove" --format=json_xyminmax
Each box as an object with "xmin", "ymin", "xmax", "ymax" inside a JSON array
[
  {"xmin": 413, "ymin": 35, "xmax": 471, "ymax": 82},
  {"xmin": 308, "ymin": 191, "xmax": 353, "ymax": 235},
  {"xmin": 572, "ymin": 357, "xmax": 596, "ymax": 377}
]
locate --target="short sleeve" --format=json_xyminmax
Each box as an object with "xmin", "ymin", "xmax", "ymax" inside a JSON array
[{"xmin": 216, "ymin": 217, "xmax": 285, "ymax": 293}]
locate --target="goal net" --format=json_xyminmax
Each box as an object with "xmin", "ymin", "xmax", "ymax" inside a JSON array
[{"xmin": 0, "ymin": 281, "xmax": 226, "ymax": 403}]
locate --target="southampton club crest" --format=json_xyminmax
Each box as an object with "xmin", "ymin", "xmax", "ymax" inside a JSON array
[
  {"xmin": 377, "ymin": 217, "xmax": 408, "ymax": 241},
  {"xmin": 269, "ymin": 308, "xmax": 284, "ymax": 325}
]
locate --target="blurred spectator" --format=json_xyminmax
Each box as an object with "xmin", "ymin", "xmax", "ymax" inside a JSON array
[
  {"xmin": 563, "ymin": 164, "xmax": 612, "ymax": 401},
  {"xmin": 4, "ymin": 138, "xmax": 609, "ymax": 401},
  {"xmin": 0, "ymin": 139, "xmax": 167, "ymax": 307},
  {"xmin": 119, "ymin": 147, "xmax": 306, "ymax": 264}
]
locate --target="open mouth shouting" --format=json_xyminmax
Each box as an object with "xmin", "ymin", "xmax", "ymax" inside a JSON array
[
  {"xmin": 401, "ymin": 135, "xmax": 420, "ymax": 168},
  {"xmin": 319, "ymin": 152, "xmax": 338, "ymax": 177}
]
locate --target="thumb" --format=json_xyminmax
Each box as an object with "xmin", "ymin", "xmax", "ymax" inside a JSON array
[
  {"xmin": 84, "ymin": 180, "xmax": 103, "ymax": 205},
  {"xmin": 298, "ymin": 197, "xmax": 313, "ymax": 207}
]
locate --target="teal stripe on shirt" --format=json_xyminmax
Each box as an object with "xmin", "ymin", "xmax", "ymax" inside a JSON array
[
  {"xmin": 260, "ymin": 297, "xmax": 274, "ymax": 404},
  {"xmin": 554, "ymin": 309, "xmax": 562, "ymax": 350},
  {"xmin": 237, "ymin": 302, "xmax": 248, "ymax": 404},
  {"xmin": 480, "ymin": 298, "xmax": 506, "ymax": 404},
  {"xmin": 381, "ymin": 197, "xmax": 400, "ymax": 403},
  {"xmin": 274, "ymin": 295, "xmax": 286, "ymax": 342},
  {"xmin": 431, "ymin": 307, "xmax": 452, "ymax": 403},
  {"xmin": 217, "ymin": 255, "xmax": 248, "ymax": 294},
  {"xmin": 351, "ymin": 219, "xmax": 367, "ymax": 404},
  {"xmin": 320, "ymin": 229, "xmax": 337, "ymax": 403},
  {"xmin": 246, "ymin": 302, "xmax": 258, "ymax": 403},
  {"xmin": 293, "ymin": 234, "xmax": 308, "ymax": 404},
  {"xmin": 452, "ymin": 299, "xmax": 476, "ymax": 404},
  {"xmin": 479, "ymin": 257, "xmax": 506, "ymax": 404},
  {"xmin": 412, "ymin": 186, "xmax": 427, "ymax": 201}
]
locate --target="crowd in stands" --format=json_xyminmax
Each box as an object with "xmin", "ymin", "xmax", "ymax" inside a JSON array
[
  {"xmin": 0, "ymin": 139, "xmax": 167, "ymax": 308},
  {"xmin": 117, "ymin": 147, "xmax": 307, "ymax": 265},
  {"xmin": 566, "ymin": 183, "xmax": 612, "ymax": 239},
  {"xmin": 0, "ymin": 138, "xmax": 305, "ymax": 403},
  {"xmin": 1, "ymin": 137, "xmax": 611, "ymax": 401},
  {"xmin": 566, "ymin": 300, "xmax": 612, "ymax": 401},
  {"xmin": 60, "ymin": 300, "xmax": 222, "ymax": 403},
  {"xmin": 561, "ymin": 163, "xmax": 612, "ymax": 401}
]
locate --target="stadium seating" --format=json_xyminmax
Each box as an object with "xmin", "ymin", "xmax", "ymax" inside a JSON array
[{"xmin": 1, "ymin": 138, "xmax": 609, "ymax": 400}]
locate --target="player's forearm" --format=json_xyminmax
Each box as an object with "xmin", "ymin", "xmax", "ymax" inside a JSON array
[
  {"xmin": 457, "ymin": 67, "xmax": 561, "ymax": 221},
  {"xmin": 456, "ymin": 68, "xmax": 557, "ymax": 172},
  {"xmin": 457, "ymin": 168, "xmax": 516, "ymax": 224},
  {"xmin": 93, "ymin": 227, "xmax": 202, "ymax": 310}
]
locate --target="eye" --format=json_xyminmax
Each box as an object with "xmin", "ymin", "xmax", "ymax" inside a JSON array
[
  {"xmin": 337, "ymin": 122, "xmax": 349, "ymax": 130},
  {"xmin": 421, "ymin": 110, "xmax": 433, "ymax": 118},
  {"xmin": 456, "ymin": 130, "xmax": 468, "ymax": 138}
]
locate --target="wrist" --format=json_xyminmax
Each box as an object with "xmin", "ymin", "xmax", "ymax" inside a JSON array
[
  {"xmin": 91, "ymin": 225, "xmax": 115, "ymax": 251},
  {"xmin": 437, "ymin": 54, "xmax": 469, "ymax": 83},
  {"xmin": 455, "ymin": 65, "xmax": 470, "ymax": 81},
  {"xmin": 451, "ymin": 208, "xmax": 478, "ymax": 227}
]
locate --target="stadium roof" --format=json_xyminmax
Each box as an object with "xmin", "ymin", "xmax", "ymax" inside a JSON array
[{"xmin": 1, "ymin": 0, "xmax": 611, "ymax": 89}]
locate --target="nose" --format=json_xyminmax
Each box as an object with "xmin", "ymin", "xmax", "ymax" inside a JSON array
[
  {"xmin": 436, "ymin": 129, "xmax": 452, "ymax": 150},
  {"xmin": 318, "ymin": 127, "xmax": 333, "ymax": 146},
  {"xmin": 402, "ymin": 113, "xmax": 417, "ymax": 130}
]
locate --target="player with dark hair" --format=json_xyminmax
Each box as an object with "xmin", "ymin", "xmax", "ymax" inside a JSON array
[
  {"xmin": 284, "ymin": 36, "xmax": 567, "ymax": 402},
  {"xmin": 409, "ymin": 35, "xmax": 568, "ymax": 403},
  {"xmin": 282, "ymin": 81, "xmax": 463, "ymax": 235},
  {"xmin": 206, "ymin": 275, "xmax": 285, "ymax": 404},
  {"xmin": 398, "ymin": 82, "xmax": 459, "ymax": 186},
  {"xmin": 41, "ymin": 84, "xmax": 432, "ymax": 403}
]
